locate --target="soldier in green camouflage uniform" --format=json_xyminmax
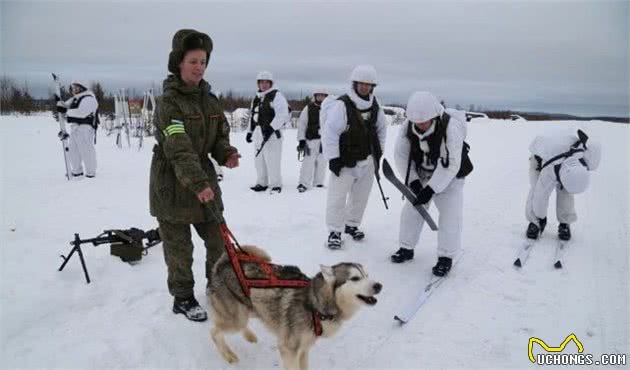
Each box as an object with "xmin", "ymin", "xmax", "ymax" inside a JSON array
[{"xmin": 150, "ymin": 29, "xmax": 240, "ymax": 322}]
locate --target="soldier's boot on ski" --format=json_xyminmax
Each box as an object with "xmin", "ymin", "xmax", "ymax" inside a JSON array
[
  {"xmin": 526, "ymin": 217, "xmax": 546, "ymax": 239},
  {"xmin": 270, "ymin": 187, "xmax": 282, "ymax": 194},
  {"xmin": 344, "ymin": 225, "xmax": 365, "ymax": 241},
  {"xmin": 297, "ymin": 184, "xmax": 307, "ymax": 193},
  {"xmin": 432, "ymin": 257, "xmax": 453, "ymax": 277},
  {"xmin": 391, "ymin": 247, "xmax": 414, "ymax": 263},
  {"xmin": 526, "ymin": 222, "xmax": 540, "ymax": 240},
  {"xmin": 558, "ymin": 223, "xmax": 571, "ymax": 241},
  {"xmin": 172, "ymin": 296, "xmax": 207, "ymax": 322},
  {"xmin": 327, "ymin": 231, "xmax": 342, "ymax": 250}
]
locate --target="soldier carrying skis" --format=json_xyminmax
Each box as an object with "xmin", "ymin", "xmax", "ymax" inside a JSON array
[
  {"xmin": 391, "ymin": 91, "xmax": 473, "ymax": 277},
  {"xmin": 55, "ymin": 78, "xmax": 99, "ymax": 178}
]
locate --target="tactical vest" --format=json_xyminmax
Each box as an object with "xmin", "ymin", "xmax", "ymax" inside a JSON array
[
  {"xmin": 66, "ymin": 94, "xmax": 97, "ymax": 126},
  {"xmin": 338, "ymin": 94, "xmax": 381, "ymax": 167},
  {"xmin": 250, "ymin": 90, "xmax": 278, "ymax": 132},
  {"xmin": 305, "ymin": 102, "xmax": 321, "ymax": 140},
  {"xmin": 405, "ymin": 113, "xmax": 473, "ymax": 183}
]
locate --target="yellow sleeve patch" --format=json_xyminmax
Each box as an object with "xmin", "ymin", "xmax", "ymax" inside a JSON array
[{"xmin": 164, "ymin": 119, "xmax": 186, "ymax": 137}]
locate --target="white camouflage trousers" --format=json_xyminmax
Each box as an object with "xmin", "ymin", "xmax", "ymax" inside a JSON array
[
  {"xmin": 255, "ymin": 135, "xmax": 283, "ymax": 188},
  {"xmin": 399, "ymin": 177, "xmax": 464, "ymax": 259},
  {"xmin": 298, "ymin": 139, "xmax": 326, "ymax": 187},
  {"xmin": 326, "ymin": 158, "xmax": 375, "ymax": 232},
  {"xmin": 69, "ymin": 124, "xmax": 97, "ymax": 177},
  {"xmin": 525, "ymin": 156, "xmax": 576, "ymax": 224}
]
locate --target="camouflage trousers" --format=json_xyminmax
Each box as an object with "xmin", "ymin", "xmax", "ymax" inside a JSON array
[{"xmin": 158, "ymin": 219, "xmax": 224, "ymax": 299}]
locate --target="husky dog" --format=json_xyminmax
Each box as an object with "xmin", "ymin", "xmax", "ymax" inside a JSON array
[{"xmin": 208, "ymin": 245, "xmax": 382, "ymax": 370}]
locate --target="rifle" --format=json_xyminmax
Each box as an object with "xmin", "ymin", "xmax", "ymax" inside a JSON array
[
  {"xmin": 369, "ymin": 133, "xmax": 389, "ymax": 209},
  {"xmin": 58, "ymin": 227, "xmax": 161, "ymax": 284},
  {"xmin": 297, "ymin": 140, "xmax": 311, "ymax": 162},
  {"xmin": 255, "ymin": 130, "xmax": 281, "ymax": 157}
]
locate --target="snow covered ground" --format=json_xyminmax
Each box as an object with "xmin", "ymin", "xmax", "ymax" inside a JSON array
[{"xmin": 1, "ymin": 114, "xmax": 628, "ymax": 370}]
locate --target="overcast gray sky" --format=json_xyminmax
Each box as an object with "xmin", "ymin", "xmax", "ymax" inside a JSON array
[{"xmin": 2, "ymin": 0, "xmax": 628, "ymax": 116}]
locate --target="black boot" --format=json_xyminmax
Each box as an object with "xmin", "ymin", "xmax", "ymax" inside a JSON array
[
  {"xmin": 526, "ymin": 222, "xmax": 540, "ymax": 240},
  {"xmin": 432, "ymin": 257, "xmax": 453, "ymax": 277},
  {"xmin": 558, "ymin": 223, "xmax": 571, "ymax": 241},
  {"xmin": 344, "ymin": 225, "xmax": 365, "ymax": 241},
  {"xmin": 250, "ymin": 184, "xmax": 268, "ymax": 192},
  {"xmin": 327, "ymin": 231, "xmax": 342, "ymax": 250},
  {"xmin": 391, "ymin": 248, "xmax": 414, "ymax": 263},
  {"xmin": 297, "ymin": 184, "xmax": 307, "ymax": 193},
  {"xmin": 270, "ymin": 187, "xmax": 282, "ymax": 194},
  {"xmin": 172, "ymin": 296, "xmax": 207, "ymax": 322}
]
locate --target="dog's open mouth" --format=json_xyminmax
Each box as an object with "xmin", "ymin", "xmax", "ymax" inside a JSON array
[{"xmin": 356, "ymin": 294, "xmax": 378, "ymax": 305}]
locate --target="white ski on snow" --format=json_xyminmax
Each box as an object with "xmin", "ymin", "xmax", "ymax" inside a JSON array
[
  {"xmin": 513, "ymin": 239, "xmax": 537, "ymax": 268},
  {"xmin": 513, "ymin": 238, "xmax": 569, "ymax": 269},
  {"xmin": 394, "ymin": 275, "xmax": 446, "ymax": 324},
  {"xmin": 553, "ymin": 240, "xmax": 569, "ymax": 269},
  {"xmin": 394, "ymin": 253, "xmax": 464, "ymax": 324}
]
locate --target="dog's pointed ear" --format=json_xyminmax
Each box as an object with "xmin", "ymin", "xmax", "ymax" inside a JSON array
[{"xmin": 320, "ymin": 265, "xmax": 335, "ymax": 283}]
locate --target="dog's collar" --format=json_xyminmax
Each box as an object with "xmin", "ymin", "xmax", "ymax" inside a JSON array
[{"xmin": 312, "ymin": 311, "xmax": 334, "ymax": 337}]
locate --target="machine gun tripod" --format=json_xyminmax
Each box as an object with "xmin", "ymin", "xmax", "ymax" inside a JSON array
[{"xmin": 58, "ymin": 228, "xmax": 161, "ymax": 284}]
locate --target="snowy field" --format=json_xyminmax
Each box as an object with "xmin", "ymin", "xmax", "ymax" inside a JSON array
[{"xmin": 1, "ymin": 113, "xmax": 628, "ymax": 370}]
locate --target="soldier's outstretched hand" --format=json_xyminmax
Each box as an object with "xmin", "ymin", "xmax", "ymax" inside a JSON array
[{"xmin": 225, "ymin": 152, "xmax": 241, "ymax": 169}]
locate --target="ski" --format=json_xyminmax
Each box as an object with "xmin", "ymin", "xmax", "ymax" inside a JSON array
[
  {"xmin": 394, "ymin": 253, "xmax": 463, "ymax": 324},
  {"xmin": 513, "ymin": 238, "xmax": 537, "ymax": 268},
  {"xmin": 394, "ymin": 275, "xmax": 445, "ymax": 324},
  {"xmin": 51, "ymin": 73, "xmax": 72, "ymax": 180},
  {"xmin": 382, "ymin": 159, "xmax": 438, "ymax": 231},
  {"xmin": 553, "ymin": 240, "xmax": 569, "ymax": 269}
]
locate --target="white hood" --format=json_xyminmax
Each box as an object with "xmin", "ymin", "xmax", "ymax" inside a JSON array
[{"xmin": 406, "ymin": 91, "xmax": 443, "ymax": 123}]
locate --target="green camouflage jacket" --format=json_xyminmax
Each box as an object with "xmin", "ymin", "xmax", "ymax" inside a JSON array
[{"xmin": 150, "ymin": 75, "xmax": 237, "ymax": 223}]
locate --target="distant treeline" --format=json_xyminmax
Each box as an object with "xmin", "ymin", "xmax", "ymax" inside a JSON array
[
  {"xmin": 483, "ymin": 110, "xmax": 629, "ymax": 123},
  {"xmin": 1, "ymin": 76, "xmax": 627, "ymax": 123}
]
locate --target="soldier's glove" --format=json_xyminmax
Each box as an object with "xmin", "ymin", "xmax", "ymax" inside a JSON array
[
  {"xmin": 56, "ymin": 101, "xmax": 67, "ymax": 114},
  {"xmin": 409, "ymin": 180, "xmax": 423, "ymax": 196},
  {"xmin": 329, "ymin": 157, "xmax": 343, "ymax": 177},
  {"xmin": 274, "ymin": 130, "xmax": 281, "ymax": 139},
  {"xmin": 58, "ymin": 131, "xmax": 69, "ymax": 140},
  {"xmin": 413, "ymin": 186, "xmax": 434, "ymax": 205},
  {"xmin": 262, "ymin": 125, "xmax": 274, "ymax": 140},
  {"xmin": 297, "ymin": 140, "xmax": 307, "ymax": 154},
  {"xmin": 245, "ymin": 132, "xmax": 253, "ymax": 143},
  {"xmin": 538, "ymin": 217, "xmax": 547, "ymax": 234}
]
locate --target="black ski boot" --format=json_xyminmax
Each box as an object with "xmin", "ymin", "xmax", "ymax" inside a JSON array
[
  {"xmin": 172, "ymin": 296, "xmax": 207, "ymax": 322},
  {"xmin": 391, "ymin": 248, "xmax": 414, "ymax": 263},
  {"xmin": 297, "ymin": 184, "xmax": 307, "ymax": 193},
  {"xmin": 270, "ymin": 187, "xmax": 282, "ymax": 194},
  {"xmin": 250, "ymin": 184, "xmax": 268, "ymax": 192},
  {"xmin": 344, "ymin": 225, "xmax": 365, "ymax": 241},
  {"xmin": 432, "ymin": 257, "xmax": 453, "ymax": 277},
  {"xmin": 558, "ymin": 223, "xmax": 571, "ymax": 241},
  {"xmin": 526, "ymin": 222, "xmax": 540, "ymax": 239},
  {"xmin": 327, "ymin": 231, "xmax": 342, "ymax": 250}
]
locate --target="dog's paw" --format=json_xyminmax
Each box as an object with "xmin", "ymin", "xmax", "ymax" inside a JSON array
[
  {"xmin": 243, "ymin": 328, "xmax": 258, "ymax": 343},
  {"xmin": 222, "ymin": 349, "xmax": 239, "ymax": 364}
]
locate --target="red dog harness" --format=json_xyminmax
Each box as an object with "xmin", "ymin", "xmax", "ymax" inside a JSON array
[{"xmin": 218, "ymin": 223, "xmax": 324, "ymax": 336}]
